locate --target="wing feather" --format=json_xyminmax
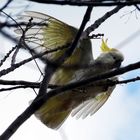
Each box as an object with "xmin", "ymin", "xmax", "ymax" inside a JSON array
[
  {"xmin": 15, "ymin": 11, "xmax": 77, "ymax": 49},
  {"xmin": 71, "ymin": 85, "xmax": 115, "ymax": 119},
  {"xmin": 15, "ymin": 11, "xmax": 78, "ymax": 60}
]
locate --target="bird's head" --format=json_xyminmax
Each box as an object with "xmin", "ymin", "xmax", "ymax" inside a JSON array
[{"xmin": 99, "ymin": 39, "xmax": 124, "ymax": 69}]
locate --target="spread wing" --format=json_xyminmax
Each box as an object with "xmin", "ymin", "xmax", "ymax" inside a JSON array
[
  {"xmin": 71, "ymin": 85, "xmax": 115, "ymax": 119},
  {"xmin": 15, "ymin": 11, "xmax": 78, "ymax": 60}
]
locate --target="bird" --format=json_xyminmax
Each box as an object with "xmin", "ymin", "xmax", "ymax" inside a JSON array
[{"xmin": 15, "ymin": 11, "xmax": 124, "ymax": 129}]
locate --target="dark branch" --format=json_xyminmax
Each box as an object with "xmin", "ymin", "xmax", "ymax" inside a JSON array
[
  {"xmin": 0, "ymin": 0, "xmax": 13, "ymax": 11},
  {"xmin": 135, "ymin": 4, "xmax": 140, "ymax": 11},
  {"xmin": 0, "ymin": 76, "xmax": 140, "ymax": 92},
  {"xmin": 0, "ymin": 79, "xmax": 40, "ymax": 87},
  {"xmin": 0, "ymin": 22, "xmax": 48, "ymax": 28},
  {"xmin": 83, "ymin": 5, "xmax": 124, "ymax": 39},
  {"xmin": 0, "ymin": 46, "xmax": 17, "ymax": 67},
  {"xmin": 114, "ymin": 76, "xmax": 140, "ymax": 85},
  {"xmin": 28, "ymin": 0, "xmax": 140, "ymax": 6},
  {"xmin": 0, "ymin": 86, "xmax": 36, "ymax": 92}
]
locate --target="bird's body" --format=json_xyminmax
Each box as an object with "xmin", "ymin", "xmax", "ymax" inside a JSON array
[
  {"xmin": 15, "ymin": 11, "xmax": 124, "ymax": 129},
  {"xmin": 35, "ymin": 47, "xmax": 123, "ymax": 129}
]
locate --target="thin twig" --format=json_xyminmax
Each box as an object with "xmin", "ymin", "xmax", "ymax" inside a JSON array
[
  {"xmin": 0, "ymin": 22, "xmax": 48, "ymax": 28},
  {"xmin": 0, "ymin": 10, "xmax": 23, "ymax": 32},
  {"xmin": 135, "ymin": 4, "xmax": 140, "ymax": 11},
  {"xmin": 0, "ymin": 46, "xmax": 17, "ymax": 67},
  {"xmin": 83, "ymin": 5, "xmax": 124, "ymax": 39},
  {"xmin": 0, "ymin": 45, "xmax": 68, "ymax": 78},
  {"xmin": 0, "ymin": 79, "xmax": 57, "ymax": 91},
  {"xmin": 0, "ymin": 86, "xmax": 36, "ymax": 92},
  {"xmin": 0, "ymin": 0, "xmax": 12, "ymax": 11},
  {"xmin": 0, "ymin": 79, "xmax": 40, "ymax": 87}
]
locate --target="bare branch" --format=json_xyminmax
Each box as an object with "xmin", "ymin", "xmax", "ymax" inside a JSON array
[
  {"xmin": 0, "ymin": 79, "xmax": 58, "ymax": 91},
  {"xmin": 135, "ymin": 4, "xmax": 140, "ymax": 11},
  {"xmin": 0, "ymin": 46, "xmax": 17, "ymax": 67},
  {"xmin": 0, "ymin": 22, "xmax": 48, "ymax": 28},
  {"xmin": 0, "ymin": 86, "xmax": 35, "ymax": 92},
  {"xmin": 0, "ymin": 76, "xmax": 140, "ymax": 93},
  {"xmin": 83, "ymin": 5, "xmax": 124, "ymax": 39},
  {"xmin": 114, "ymin": 76, "xmax": 140, "ymax": 85},
  {"xmin": 0, "ymin": 0, "xmax": 13, "ymax": 11},
  {"xmin": 0, "ymin": 79, "xmax": 40, "ymax": 87},
  {"xmin": 28, "ymin": 0, "xmax": 140, "ymax": 7}
]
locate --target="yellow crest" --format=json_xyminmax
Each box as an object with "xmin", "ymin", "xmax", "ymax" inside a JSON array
[{"xmin": 100, "ymin": 39, "xmax": 112, "ymax": 52}]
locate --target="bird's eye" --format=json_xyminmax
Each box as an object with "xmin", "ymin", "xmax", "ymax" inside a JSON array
[
  {"xmin": 113, "ymin": 56, "xmax": 116, "ymax": 60},
  {"xmin": 110, "ymin": 53, "xmax": 117, "ymax": 60}
]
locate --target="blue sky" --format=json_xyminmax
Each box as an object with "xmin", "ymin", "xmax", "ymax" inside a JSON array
[{"xmin": 0, "ymin": 1, "xmax": 140, "ymax": 140}]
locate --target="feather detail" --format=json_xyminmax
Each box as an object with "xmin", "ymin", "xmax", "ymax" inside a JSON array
[
  {"xmin": 15, "ymin": 11, "xmax": 77, "ymax": 50},
  {"xmin": 71, "ymin": 84, "xmax": 115, "ymax": 119}
]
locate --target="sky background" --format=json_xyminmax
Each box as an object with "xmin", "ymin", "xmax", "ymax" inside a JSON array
[{"xmin": 0, "ymin": 1, "xmax": 140, "ymax": 140}]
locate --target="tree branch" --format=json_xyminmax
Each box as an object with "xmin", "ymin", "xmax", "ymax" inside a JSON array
[
  {"xmin": 0, "ymin": 86, "xmax": 36, "ymax": 92},
  {"xmin": 0, "ymin": 79, "xmax": 40, "ymax": 87},
  {"xmin": 0, "ymin": 0, "xmax": 13, "ymax": 11},
  {"xmin": 0, "ymin": 76, "xmax": 140, "ymax": 92},
  {"xmin": 83, "ymin": 5, "xmax": 124, "ymax": 39},
  {"xmin": 28, "ymin": 0, "xmax": 140, "ymax": 7}
]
